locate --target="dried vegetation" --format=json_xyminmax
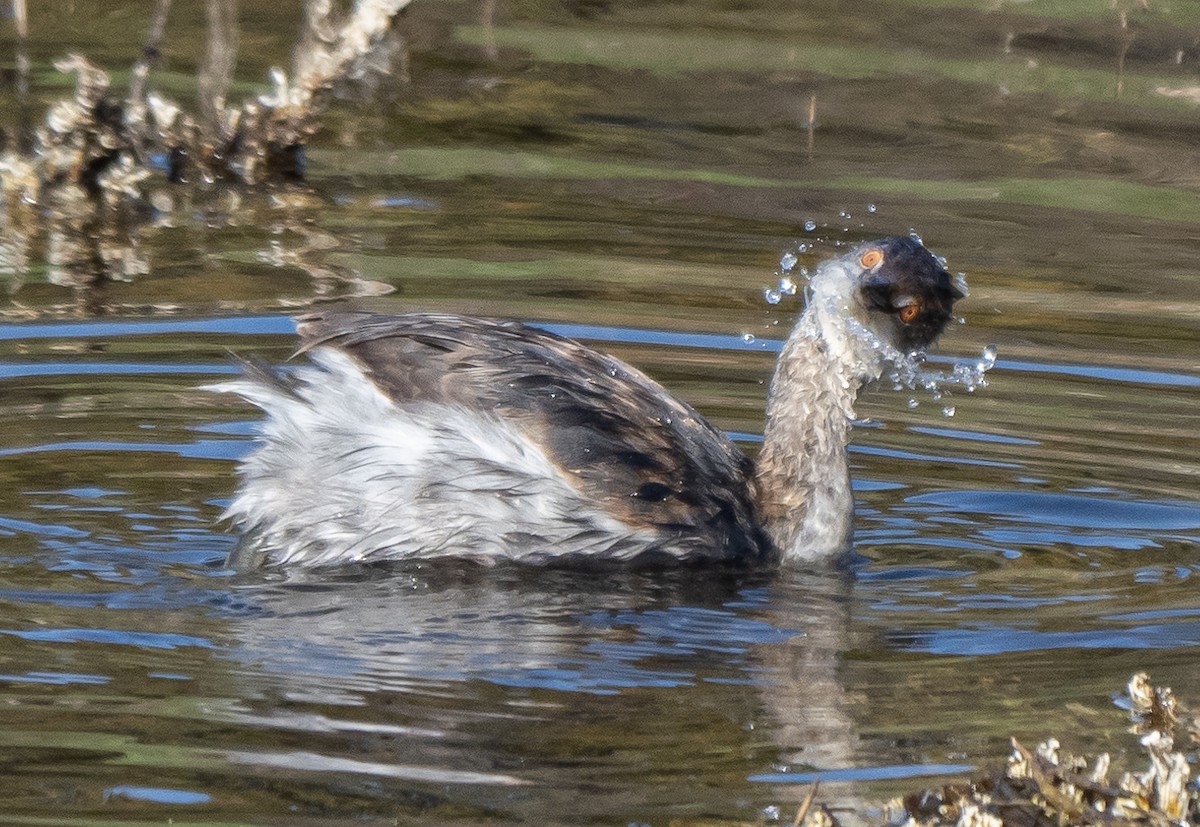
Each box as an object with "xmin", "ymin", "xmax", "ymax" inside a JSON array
[
  {"xmin": 0, "ymin": 0, "xmax": 412, "ymax": 307},
  {"xmin": 792, "ymin": 674, "xmax": 1197, "ymax": 827}
]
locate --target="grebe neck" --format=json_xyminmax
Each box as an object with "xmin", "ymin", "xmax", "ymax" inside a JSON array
[{"xmin": 754, "ymin": 305, "xmax": 877, "ymax": 562}]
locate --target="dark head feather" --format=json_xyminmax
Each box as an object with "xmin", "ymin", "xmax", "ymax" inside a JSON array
[{"xmin": 856, "ymin": 235, "xmax": 963, "ymax": 352}]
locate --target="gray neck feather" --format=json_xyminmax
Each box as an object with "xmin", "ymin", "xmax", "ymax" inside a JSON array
[{"xmin": 755, "ymin": 263, "xmax": 886, "ymax": 562}]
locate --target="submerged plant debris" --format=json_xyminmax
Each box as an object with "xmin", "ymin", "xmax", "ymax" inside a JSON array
[
  {"xmin": 0, "ymin": 0, "xmax": 412, "ymax": 308},
  {"xmin": 5, "ymin": 0, "xmax": 412, "ymax": 190},
  {"xmin": 790, "ymin": 674, "xmax": 1197, "ymax": 827}
]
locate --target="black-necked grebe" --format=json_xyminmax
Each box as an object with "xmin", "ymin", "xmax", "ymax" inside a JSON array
[{"xmin": 212, "ymin": 236, "xmax": 964, "ymax": 568}]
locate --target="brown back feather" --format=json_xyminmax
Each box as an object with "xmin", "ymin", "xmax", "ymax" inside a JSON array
[{"xmin": 294, "ymin": 311, "xmax": 773, "ymax": 564}]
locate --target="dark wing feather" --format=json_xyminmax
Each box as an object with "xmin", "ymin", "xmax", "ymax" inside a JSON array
[{"xmin": 294, "ymin": 310, "xmax": 772, "ymax": 563}]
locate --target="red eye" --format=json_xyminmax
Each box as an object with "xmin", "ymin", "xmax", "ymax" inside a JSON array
[
  {"xmin": 898, "ymin": 304, "xmax": 920, "ymax": 323},
  {"xmin": 860, "ymin": 249, "xmax": 883, "ymax": 268}
]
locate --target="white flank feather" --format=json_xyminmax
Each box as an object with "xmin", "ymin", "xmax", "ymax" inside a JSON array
[{"xmin": 209, "ymin": 348, "xmax": 656, "ymax": 567}]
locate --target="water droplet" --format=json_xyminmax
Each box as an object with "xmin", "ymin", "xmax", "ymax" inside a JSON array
[
  {"xmin": 742, "ymin": 333, "xmax": 756, "ymax": 344},
  {"xmin": 838, "ymin": 210, "xmax": 851, "ymax": 220},
  {"xmin": 763, "ymin": 805, "xmax": 781, "ymax": 821},
  {"xmin": 906, "ymin": 398, "xmax": 919, "ymax": 409},
  {"xmin": 979, "ymin": 344, "xmax": 998, "ymax": 370},
  {"xmin": 942, "ymin": 404, "xmax": 956, "ymax": 417},
  {"xmin": 867, "ymin": 202, "xmax": 877, "ymax": 213},
  {"xmin": 803, "ymin": 220, "xmax": 816, "ymax": 232},
  {"xmin": 953, "ymin": 272, "xmax": 969, "ymax": 298},
  {"xmin": 778, "ymin": 276, "xmax": 797, "ymax": 295},
  {"xmin": 763, "ymin": 288, "xmax": 782, "ymax": 305},
  {"xmin": 796, "ymin": 243, "xmax": 808, "ymax": 253},
  {"xmin": 779, "ymin": 251, "xmax": 798, "ymax": 271}
]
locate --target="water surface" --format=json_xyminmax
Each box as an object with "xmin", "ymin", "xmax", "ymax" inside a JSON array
[{"xmin": 0, "ymin": 1, "xmax": 1197, "ymax": 824}]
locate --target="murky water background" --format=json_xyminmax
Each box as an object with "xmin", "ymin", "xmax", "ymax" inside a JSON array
[{"xmin": 0, "ymin": 0, "xmax": 1197, "ymax": 824}]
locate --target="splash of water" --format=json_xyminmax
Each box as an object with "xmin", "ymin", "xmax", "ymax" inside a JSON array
[
  {"xmin": 890, "ymin": 341, "xmax": 997, "ymax": 417},
  {"xmin": 767, "ymin": 228, "xmax": 995, "ymax": 417},
  {"xmin": 771, "ymin": 250, "xmax": 995, "ymax": 418}
]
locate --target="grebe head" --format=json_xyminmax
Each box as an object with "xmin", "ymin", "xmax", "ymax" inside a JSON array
[
  {"xmin": 802, "ymin": 235, "xmax": 964, "ymax": 380},
  {"xmin": 854, "ymin": 235, "xmax": 963, "ymax": 352}
]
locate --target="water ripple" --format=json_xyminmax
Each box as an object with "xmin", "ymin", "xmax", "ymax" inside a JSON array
[{"xmin": 0, "ymin": 628, "xmax": 213, "ymax": 650}]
